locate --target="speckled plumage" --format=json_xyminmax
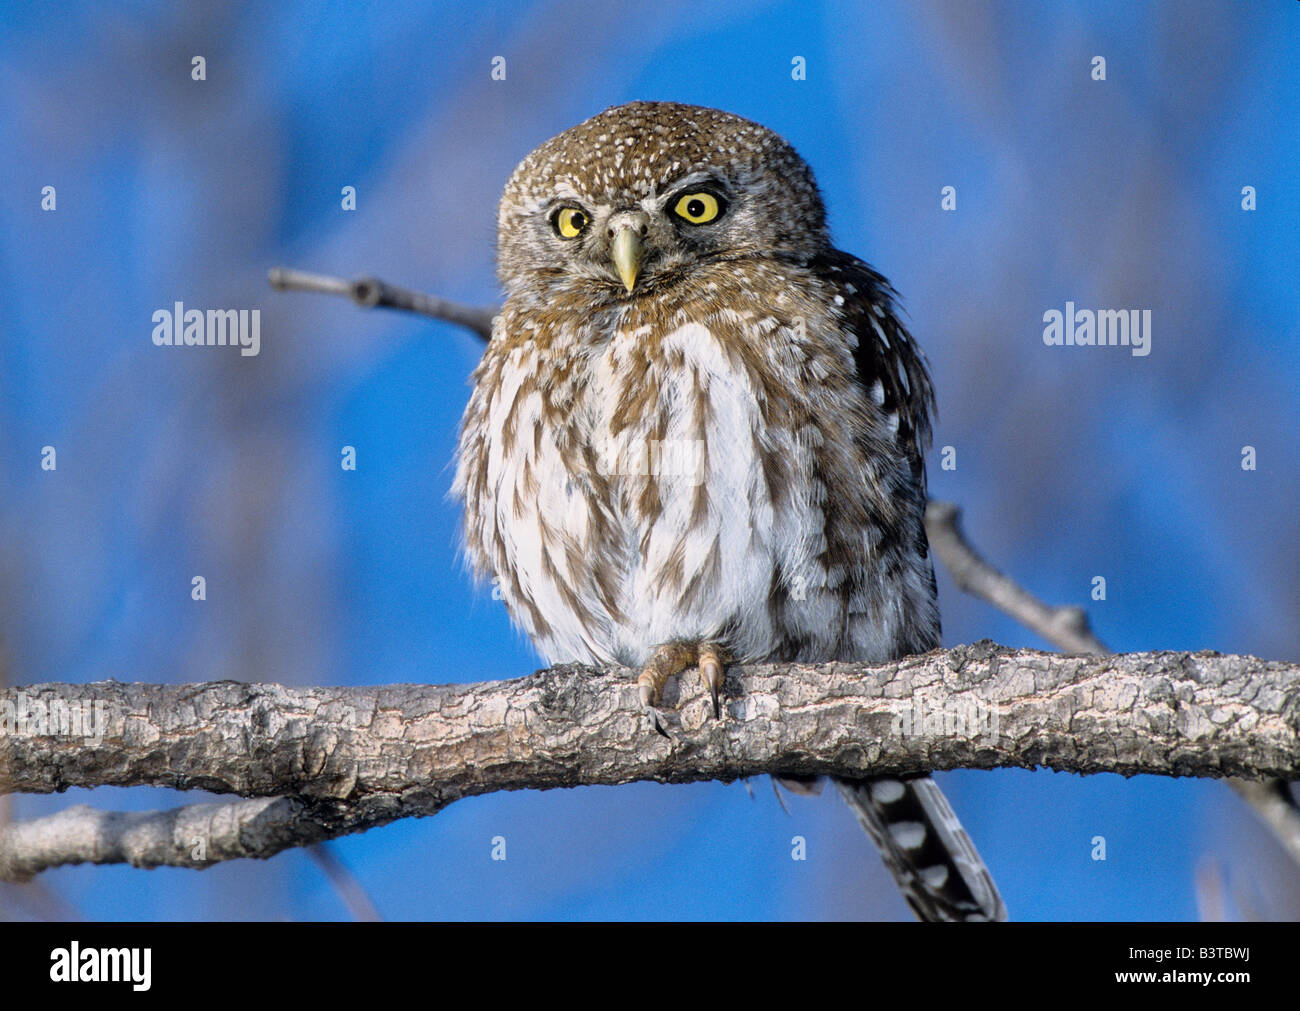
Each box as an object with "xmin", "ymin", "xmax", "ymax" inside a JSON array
[{"xmin": 453, "ymin": 102, "xmax": 1003, "ymax": 921}]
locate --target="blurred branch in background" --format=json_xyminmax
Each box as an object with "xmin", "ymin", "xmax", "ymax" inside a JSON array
[
  {"xmin": 305, "ymin": 842, "xmax": 382, "ymax": 922},
  {"xmin": 1, "ymin": 643, "xmax": 1296, "ymax": 880},
  {"xmin": 924, "ymin": 501, "xmax": 1108, "ymax": 654}
]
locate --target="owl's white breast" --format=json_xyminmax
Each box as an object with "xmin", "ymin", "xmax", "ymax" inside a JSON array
[
  {"xmin": 595, "ymin": 320, "xmax": 796, "ymax": 664},
  {"xmin": 462, "ymin": 303, "xmax": 924, "ymax": 670},
  {"xmin": 524, "ymin": 315, "xmax": 850, "ymax": 666}
]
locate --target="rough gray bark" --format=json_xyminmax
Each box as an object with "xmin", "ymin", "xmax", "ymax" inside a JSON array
[{"xmin": 2, "ymin": 642, "xmax": 1297, "ymax": 880}]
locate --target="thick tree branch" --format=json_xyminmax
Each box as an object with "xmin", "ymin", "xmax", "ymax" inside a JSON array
[{"xmin": 2, "ymin": 644, "xmax": 1297, "ymax": 878}]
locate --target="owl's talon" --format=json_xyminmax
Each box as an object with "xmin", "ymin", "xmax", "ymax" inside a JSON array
[
  {"xmin": 637, "ymin": 679, "xmax": 670, "ymax": 737},
  {"xmin": 699, "ymin": 647, "xmax": 725, "ymax": 719},
  {"xmin": 644, "ymin": 704, "xmax": 671, "ymax": 738}
]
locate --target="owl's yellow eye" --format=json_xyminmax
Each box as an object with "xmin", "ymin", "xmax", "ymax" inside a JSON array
[
  {"xmin": 673, "ymin": 191, "xmax": 722, "ymax": 224},
  {"xmin": 554, "ymin": 207, "xmax": 589, "ymax": 238}
]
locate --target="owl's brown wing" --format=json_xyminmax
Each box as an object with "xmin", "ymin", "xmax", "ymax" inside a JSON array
[
  {"xmin": 812, "ymin": 248, "xmax": 939, "ymax": 643},
  {"xmin": 810, "ymin": 249, "xmax": 936, "ymax": 483}
]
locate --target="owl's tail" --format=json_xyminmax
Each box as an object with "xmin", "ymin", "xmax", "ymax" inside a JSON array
[{"xmin": 833, "ymin": 775, "xmax": 1006, "ymax": 922}]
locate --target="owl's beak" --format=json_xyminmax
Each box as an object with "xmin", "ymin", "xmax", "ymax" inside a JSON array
[{"xmin": 610, "ymin": 226, "xmax": 643, "ymax": 293}]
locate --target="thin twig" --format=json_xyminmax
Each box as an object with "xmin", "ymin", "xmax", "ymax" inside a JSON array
[
  {"xmin": 0, "ymin": 880, "xmax": 83, "ymax": 921},
  {"xmin": 305, "ymin": 843, "xmax": 383, "ymax": 922},
  {"xmin": 267, "ymin": 267, "xmax": 496, "ymax": 341},
  {"xmin": 1194, "ymin": 859, "xmax": 1228, "ymax": 922}
]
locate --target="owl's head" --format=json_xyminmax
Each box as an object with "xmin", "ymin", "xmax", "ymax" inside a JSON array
[{"xmin": 496, "ymin": 101, "xmax": 829, "ymax": 300}]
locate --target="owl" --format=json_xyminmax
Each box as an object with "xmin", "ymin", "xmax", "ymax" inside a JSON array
[{"xmin": 453, "ymin": 101, "xmax": 1005, "ymax": 921}]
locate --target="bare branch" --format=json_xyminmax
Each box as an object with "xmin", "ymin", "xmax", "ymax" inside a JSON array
[
  {"xmin": 925, "ymin": 500, "xmax": 1108, "ymax": 654},
  {"xmin": 1, "ymin": 644, "xmax": 1296, "ymax": 878},
  {"xmin": 267, "ymin": 267, "xmax": 495, "ymax": 341},
  {"xmin": 0, "ymin": 798, "xmax": 338, "ymax": 882}
]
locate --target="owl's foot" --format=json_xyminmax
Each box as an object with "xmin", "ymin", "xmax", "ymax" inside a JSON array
[
  {"xmin": 637, "ymin": 641, "xmax": 695, "ymax": 738},
  {"xmin": 698, "ymin": 644, "xmax": 728, "ymax": 719},
  {"xmin": 636, "ymin": 640, "xmax": 729, "ymax": 736}
]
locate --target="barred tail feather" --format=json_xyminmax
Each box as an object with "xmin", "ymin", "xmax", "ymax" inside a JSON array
[{"xmin": 834, "ymin": 775, "xmax": 1007, "ymax": 922}]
